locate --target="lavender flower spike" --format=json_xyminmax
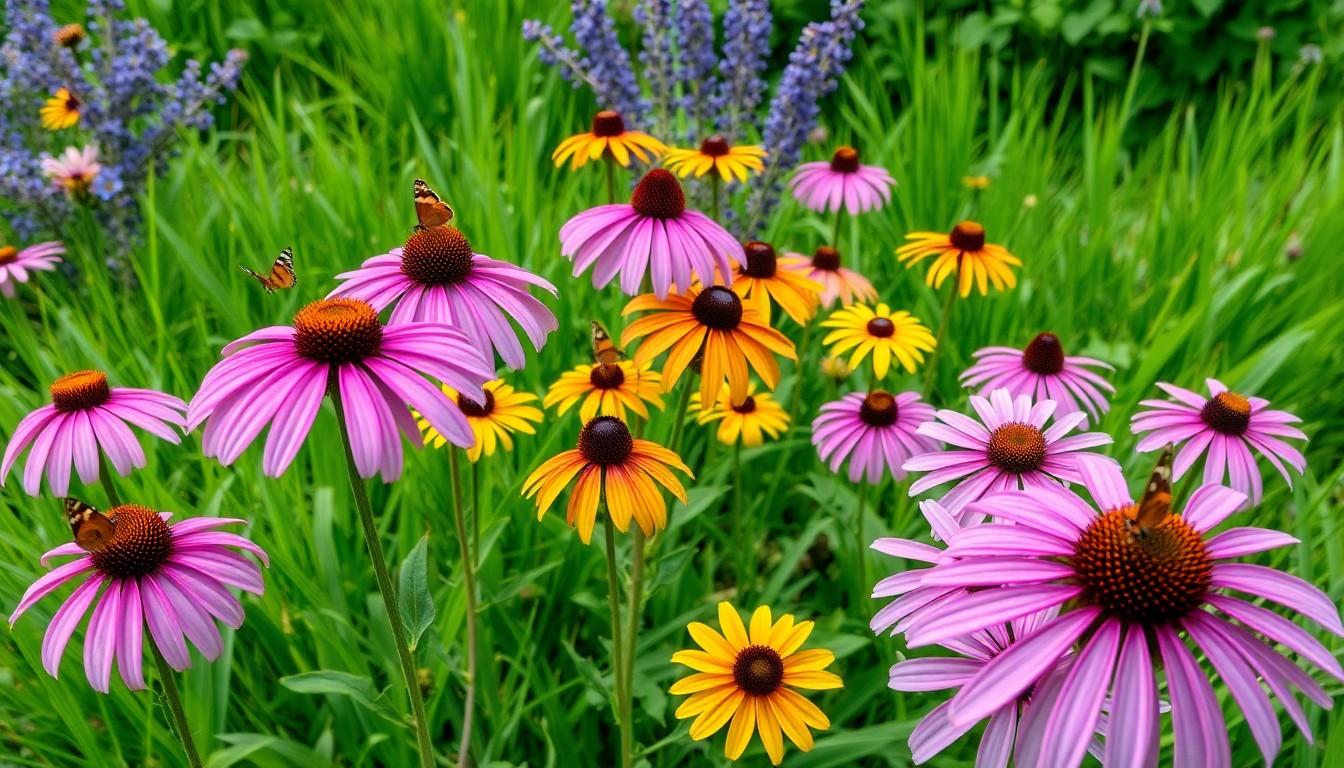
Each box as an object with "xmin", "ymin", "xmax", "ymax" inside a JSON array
[
  {"xmin": 635, "ymin": 0, "xmax": 676, "ymax": 137},
  {"xmin": 570, "ymin": 0, "xmax": 647, "ymax": 124},
  {"xmin": 715, "ymin": 0, "xmax": 773, "ymax": 140},
  {"xmin": 676, "ymin": 0, "xmax": 717, "ymax": 142}
]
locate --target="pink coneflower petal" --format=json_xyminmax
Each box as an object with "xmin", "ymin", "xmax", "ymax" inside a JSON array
[
  {"xmin": 142, "ymin": 576, "xmax": 191, "ymax": 671},
  {"xmin": 1106, "ymin": 625, "xmax": 1160, "ymax": 768},
  {"xmin": 116, "ymin": 579, "xmax": 145, "ymax": 689},
  {"xmin": 41, "ymin": 574, "xmax": 103, "ymax": 677},
  {"xmin": 1038, "ymin": 618, "xmax": 1122, "ymax": 767},
  {"xmin": 83, "ymin": 579, "xmax": 120, "ymax": 692},
  {"xmin": 1153, "ymin": 625, "xmax": 1230, "ymax": 768},
  {"xmin": 812, "ymin": 390, "xmax": 937, "ymax": 486}
]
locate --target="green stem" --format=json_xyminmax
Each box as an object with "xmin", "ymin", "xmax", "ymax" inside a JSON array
[
  {"xmin": 622, "ymin": 529, "xmax": 646, "ymax": 768},
  {"xmin": 98, "ymin": 455, "xmax": 122, "ymax": 507},
  {"xmin": 665, "ymin": 378, "xmax": 694, "ymax": 456},
  {"xmin": 449, "ymin": 448, "xmax": 478, "ymax": 767},
  {"xmin": 856, "ymin": 483, "xmax": 869, "ymax": 600},
  {"xmin": 605, "ymin": 157, "xmax": 617, "ymax": 205},
  {"xmin": 710, "ymin": 175, "xmax": 722, "ymax": 222},
  {"xmin": 922, "ymin": 274, "xmax": 958, "ymax": 399},
  {"xmin": 330, "ymin": 384, "xmax": 435, "ymax": 768},
  {"xmin": 151, "ymin": 645, "xmax": 202, "ymax": 768},
  {"xmin": 732, "ymin": 441, "xmax": 746, "ymax": 593},
  {"xmin": 831, "ymin": 207, "xmax": 846, "ymax": 249},
  {"xmin": 602, "ymin": 511, "xmax": 629, "ymax": 768}
]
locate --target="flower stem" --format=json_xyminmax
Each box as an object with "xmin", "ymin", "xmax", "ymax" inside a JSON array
[
  {"xmin": 856, "ymin": 482, "xmax": 869, "ymax": 600},
  {"xmin": 605, "ymin": 157, "xmax": 617, "ymax": 205},
  {"xmin": 330, "ymin": 385, "xmax": 434, "ymax": 768},
  {"xmin": 151, "ymin": 644, "xmax": 202, "ymax": 768},
  {"xmin": 665, "ymin": 378, "xmax": 694, "ymax": 455},
  {"xmin": 922, "ymin": 273, "xmax": 958, "ymax": 399},
  {"xmin": 732, "ymin": 441, "xmax": 747, "ymax": 592},
  {"xmin": 449, "ymin": 448, "xmax": 478, "ymax": 767},
  {"xmin": 831, "ymin": 207, "xmax": 846, "ymax": 249},
  {"xmin": 622, "ymin": 528, "xmax": 646, "ymax": 768},
  {"xmin": 98, "ymin": 455, "xmax": 122, "ymax": 507},
  {"xmin": 711, "ymin": 175, "xmax": 722, "ymax": 222},
  {"xmin": 601, "ymin": 511, "xmax": 630, "ymax": 768}
]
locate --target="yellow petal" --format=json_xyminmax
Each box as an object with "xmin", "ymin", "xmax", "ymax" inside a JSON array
[{"xmin": 718, "ymin": 602, "xmax": 749, "ymax": 650}]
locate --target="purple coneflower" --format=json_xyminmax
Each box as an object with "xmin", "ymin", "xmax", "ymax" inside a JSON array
[
  {"xmin": 785, "ymin": 245, "xmax": 876, "ymax": 308},
  {"xmin": 789, "ymin": 146, "xmax": 895, "ymax": 215},
  {"xmin": 960, "ymin": 333, "xmax": 1114, "ymax": 422},
  {"xmin": 0, "ymin": 241, "xmax": 64, "ymax": 297},
  {"xmin": 559, "ymin": 168, "xmax": 740, "ymax": 299},
  {"xmin": 1131, "ymin": 378, "xmax": 1306, "ymax": 504},
  {"xmin": 329, "ymin": 225, "xmax": 556, "ymax": 370},
  {"xmin": 187, "ymin": 297, "xmax": 494, "ymax": 481},
  {"xmin": 2, "ymin": 370, "xmax": 186, "ymax": 496},
  {"xmin": 903, "ymin": 455, "xmax": 1341, "ymax": 768},
  {"xmin": 813, "ymin": 390, "xmax": 936, "ymax": 484},
  {"xmin": 902, "ymin": 389, "xmax": 1113, "ymax": 518},
  {"xmin": 41, "ymin": 144, "xmax": 101, "ymax": 196}
]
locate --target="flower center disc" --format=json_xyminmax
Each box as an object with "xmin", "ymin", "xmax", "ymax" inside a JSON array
[
  {"xmin": 741, "ymin": 241, "xmax": 778, "ymax": 278},
  {"xmin": 50, "ymin": 370, "xmax": 110, "ymax": 411},
  {"xmin": 949, "ymin": 220, "xmax": 986, "ymax": 252},
  {"xmin": 733, "ymin": 644, "xmax": 785, "ymax": 695},
  {"xmin": 401, "ymin": 225, "xmax": 474, "ymax": 285},
  {"xmin": 1023, "ymin": 332, "xmax": 1065, "ymax": 375},
  {"xmin": 830, "ymin": 146, "xmax": 860, "ymax": 173},
  {"xmin": 1073, "ymin": 506, "xmax": 1212, "ymax": 624},
  {"xmin": 1201, "ymin": 391, "xmax": 1251, "ymax": 436},
  {"xmin": 90, "ymin": 504, "xmax": 173, "ymax": 579},
  {"xmin": 700, "ymin": 135, "xmax": 730, "ymax": 157},
  {"xmin": 732, "ymin": 396, "xmax": 757, "ymax": 414},
  {"xmin": 986, "ymin": 423, "xmax": 1047, "ymax": 473},
  {"xmin": 859, "ymin": 390, "xmax": 898, "ymax": 427},
  {"xmin": 589, "ymin": 363, "xmax": 626, "ymax": 390},
  {"xmin": 811, "ymin": 246, "xmax": 841, "ymax": 271},
  {"xmin": 591, "ymin": 110, "xmax": 626, "ymax": 137},
  {"xmin": 866, "ymin": 317, "xmax": 895, "ymax": 338},
  {"xmin": 55, "ymin": 24, "xmax": 85, "ymax": 48},
  {"xmin": 691, "ymin": 286, "xmax": 744, "ymax": 330},
  {"xmin": 578, "ymin": 416, "xmax": 634, "ymax": 465},
  {"xmin": 457, "ymin": 389, "xmax": 495, "ymax": 417},
  {"xmin": 293, "ymin": 298, "xmax": 384, "ymax": 363},
  {"xmin": 0, "ymin": 245, "xmax": 16, "ymax": 264},
  {"xmin": 630, "ymin": 169, "xmax": 687, "ymax": 219}
]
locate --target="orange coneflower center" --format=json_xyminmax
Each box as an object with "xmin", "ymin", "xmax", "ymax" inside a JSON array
[
  {"xmin": 1023, "ymin": 332, "xmax": 1065, "ymax": 375},
  {"xmin": 741, "ymin": 241, "xmax": 777, "ymax": 278},
  {"xmin": 50, "ymin": 370, "xmax": 110, "ymax": 411},
  {"xmin": 866, "ymin": 317, "xmax": 895, "ymax": 338},
  {"xmin": 1072, "ymin": 506, "xmax": 1212, "ymax": 624},
  {"xmin": 457, "ymin": 389, "xmax": 495, "ymax": 417},
  {"xmin": 293, "ymin": 298, "xmax": 384, "ymax": 363},
  {"xmin": 700, "ymin": 135, "xmax": 730, "ymax": 157},
  {"xmin": 811, "ymin": 245, "xmax": 840, "ymax": 271},
  {"xmin": 54, "ymin": 23, "xmax": 85, "ymax": 48},
  {"xmin": 578, "ymin": 416, "xmax": 634, "ymax": 465},
  {"xmin": 402, "ymin": 224, "xmax": 474, "ymax": 285},
  {"xmin": 589, "ymin": 363, "xmax": 626, "ymax": 390},
  {"xmin": 733, "ymin": 645, "xmax": 784, "ymax": 695},
  {"xmin": 732, "ymin": 396, "xmax": 757, "ymax": 414},
  {"xmin": 1201, "ymin": 391, "xmax": 1251, "ymax": 436},
  {"xmin": 591, "ymin": 110, "xmax": 626, "ymax": 137},
  {"xmin": 949, "ymin": 221, "xmax": 986, "ymax": 252},
  {"xmin": 859, "ymin": 391, "xmax": 898, "ymax": 427},
  {"xmin": 90, "ymin": 504, "xmax": 173, "ymax": 578},
  {"xmin": 830, "ymin": 146, "xmax": 860, "ymax": 174},
  {"xmin": 691, "ymin": 286, "xmax": 743, "ymax": 330},
  {"xmin": 986, "ymin": 423, "xmax": 1047, "ymax": 473},
  {"xmin": 630, "ymin": 169, "xmax": 686, "ymax": 219},
  {"xmin": 0, "ymin": 245, "xmax": 17, "ymax": 265}
]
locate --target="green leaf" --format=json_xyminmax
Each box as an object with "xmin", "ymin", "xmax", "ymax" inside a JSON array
[
  {"xmin": 398, "ymin": 532, "xmax": 435, "ymax": 652},
  {"xmin": 278, "ymin": 671, "xmax": 398, "ymax": 724},
  {"xmin": 1061, "ymin": 0, "xmax": 1114, "ymax": 45}
]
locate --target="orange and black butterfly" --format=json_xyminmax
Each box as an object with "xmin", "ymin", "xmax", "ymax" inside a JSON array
[
  {"xmin": 1131, "ymin": 444, "xmax": 1174, "ymax": 537},
  {"xmin": 413, "ymin": 178, "xmax": 454, "ymax": 231},
  {"xmin": 591, "ymin": 321, "xmax": 626, "ymax": 365},
  {"xmin": 240, "ymin": 247, "xmax": 296, "ymax": 293},
  {"xmin": 65, "ymin": 497, "xmax": 115, "ymax": 553}
]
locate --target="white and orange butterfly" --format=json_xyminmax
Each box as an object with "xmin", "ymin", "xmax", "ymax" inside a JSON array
[
  {"xmin": 240, "ymin": 247, "xmax": 296, "ymax": 293},
  {"xmin": 413, "ymin": 178, "xmax": 454, "ymax": 231},
  {"xmin": 65, "ymin": 497, "xmax": 115, "ymax": 553}
]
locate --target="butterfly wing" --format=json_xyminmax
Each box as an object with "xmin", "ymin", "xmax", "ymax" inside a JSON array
[
  {"xmin": 240, "ymin": 247, "xmax": 296, "ymax": 293},
  {"xmin": 591, "ymin": 321, "xmax": 625, "ymax": 365},
  {"xmin": 413, "ymin": 179, "xmax": 454, "ymax": 230},
  {"xmin": 65, "ymin": 497, "xmax": 115, "ymax": 552},
  {"xmin": 1133, "ymin": 444, "xmax": 1174, "ymax": 532}
]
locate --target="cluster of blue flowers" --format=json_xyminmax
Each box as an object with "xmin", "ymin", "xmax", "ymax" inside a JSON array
[{"xmin": 0, "ymin": 0, "xmax": 244, "ymax": 250}]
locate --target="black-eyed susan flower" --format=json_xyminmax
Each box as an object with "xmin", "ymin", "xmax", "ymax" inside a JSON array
[
  {"xmin": 40, "ymin": 87, "xmax": 81, "ymax": 130},
  {"xmin": 522, "ymin": 416, "xmax": 691, "ymax": 543},
  {"xmin": 690, "ymin": 382, "xmax": 789, "ymax": 447},
  {"xmin": 821, "ymin": 303, "xmax": 936, "ymax": 380},
  {"xmin": 896, "ymin": 220, "xmax": 1021, "ymax": 298},
  {"xmin": 622, "ymin": 285, "xmax": 796, "ymax": 408},
  {"xmin": 419, "ymin": 379, "xmax": 543, "ymax": 462},
  {"xmin": 544, "ymin": 360, "xmax": 664, "ymax": 422},
  {"xmin": 731, "ymin": 241, "xmax": 822, "ymax": 325},
  {"xmin": 664, "ymin": 135, "xmax": 766, "ymax": 183},
  {"xmin": 670, "ymin": 602, "xmax": 841, "ymax": 765},
  {"xmin": 552, "ymin": 110, "xmax": 666, "ymax": 170}
]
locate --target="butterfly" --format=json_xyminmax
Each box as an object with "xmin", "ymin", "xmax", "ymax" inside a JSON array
[
  {"xmin": 413, "ymin": 178, "xmax": 454, "ymax": 231},
  {"xmin": 65, "ymin": 497, "xmax": 115, "ymax": 553},
  {"xmin": 1130, "ymin": 443, "xmax": 1174, "ymax": 537},
  {"xmin": 591, "ymin": 321, "xmax": 626, "ymax": 365},
  {"xmin": 240, "ymin": 247, "xmax": 296, "ymax": 293}
]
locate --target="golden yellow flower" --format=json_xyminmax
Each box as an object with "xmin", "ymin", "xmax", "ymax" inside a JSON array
[
  {"xmin": 670, "ymin": 602, "xmax": 841, "ymax": 765},
  {"xmin": 821, "ymin": 303, "xmax": 935, "ymax": 379},
  {"xmin": 896, "ymin": 220, "xmax": 1022, "ymax": 298},
  {"xmin": 664, "ymin": 135, "xmax": 766, "ymax": 183},
  {"xmin": 40, "ymin": 88, "xmax": 81, "ymax": 131},
  {"xmin": 730, "ymin": 241, "xmax": 821, "ymax": 325},
  {"xmin": 419, "ymin": 379, "xmax": 542, "ymax": 462},
  {"xmin": 689, "ymin": 382, "xmax": 789, "ymax": 447},
  {"xmin": 552, "ymin": 110, "xmax": 666, "ymax": 170},
  {"xmin": 819, "ymin": 355, "xmax": 851, "ymax": 381},
  {"xmin": 962, "ymin": 174, "xmax": 991, "ymax": 190},
  {"xmin": 544, "ymin": 359, "xmax": 664, "ymax": 422}
]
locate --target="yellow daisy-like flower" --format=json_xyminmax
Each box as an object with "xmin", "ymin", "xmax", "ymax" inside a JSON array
[
  {"xmin": 418, "ymin": 379, "xmax": 542, "ymax": 462},
  {"xmin": 544, "ymin": 359, "xmax": 664, "ymax": 422},
  {"xmin": 552, "ymin": 110, "xmax": 667, "ymax": 170},
  {"xmin": 689, "ymin": 382, "xmax": 789, "ymax": 447},
  {"xmin": 40, "ymin": 88, "xmax": 81, "ymax": 131},
  {"xmin": 896, "ymin": 220, "xmax": 1022, "ymax": 298},
  {"xmin": 670, "ymin": 602, "xmax": 841, "ymax": 765},
  {"xmin": 664, "ymin": 135, "xmax": 766, "ymax": 183},
  {"xmin": 821, "ymin": 303, "xmax": 936, "ymax": 380},
  {"xmin": 730, "ymin": 241, "xmax": 822, "ymax": 325},
  {"xmin": 521, "ymin": 416, "xmax": 691, "ymax": 544}
]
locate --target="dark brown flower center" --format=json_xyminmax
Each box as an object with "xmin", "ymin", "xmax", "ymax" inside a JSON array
[
  {"xmin": 630, "ymin": 169, "xmax": 686, "ymax": 219},
  {"xmin": 866, "ymin": 317, "xmax": 895, "ymax": 338},
  {"xmin": 811, "ymin": 245, "xmax": 841, "ymax": 271},
  {"xmin": 401, "ymin": 225, "xmax": 474, "ymax": 285},
  {"xmin": 1201, "ymin": 392, "xmax": 1251, "ymax": 436},
  {"xmin": 65, "ymin": 93, "xmax": 80, "ymax": 111},
  {"xmin": 859, "ymin": 391, "xmax": 898, "ymax": 427},
  {"xmin": 986, "ymin": 423, "xmax": 1047, "ymax": 474},
  {"xmin": 54, "ymin": 24, "xmax": 86, "ymax": 48},
  {"xmin": 50, "ymin": 370, "xmax": 110, "ymax": 412},
  {"xmin": 591, "ymin": 110, "xmax": 625, "ymax": 137},
  {"xmin": 578, "ymin": 416, "xmax": 634, "ymax": 465},
  {"xmin": 1023, "ymin": 332, "xmax": 1065, "ymax": 375},
  {"xmin": 741, "ymin": 241, "xmax": 777, "ymax": 278},
  {"xmin": 731, "ymin": 396, "xmax": 757, "ymax": 414},
  {"xmin": 733, "ymin": 644, "xmax": 784, "ymax": 695},
  {"xmin": 589, "ymin": 363, "xmax": 626, "ymax": 390},
  {"xmin": 90, "ymin": 504, "xmax": 173, "ymax": 579},
  {"xmin": 293, "ymin": 298, "xmax": 384, "ymax": 363},
  {"xmin": 457, "ymin": 389, "xmax": 495, "ymax": 417},
  {"xmin": 0, "ymin": 245, "xmax": 18, "ymax": 265},
  {"xmin": 830, "ymin": 146, "xmax": 860, "ymax": 173},
  {"xmin": 949, "ymin": 221, "xmax": 986, "ymax": 252},
  {"xmin": 691, "ymin": 287, "xmax": 743, "ymax": 330},
  {"xmin": 1073, "ymin": 506, "xmax": 1212, "ymax": 624},
  {"xmin": 700, "ymin": 135, "xmax": 730, "ymax": 156}
]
